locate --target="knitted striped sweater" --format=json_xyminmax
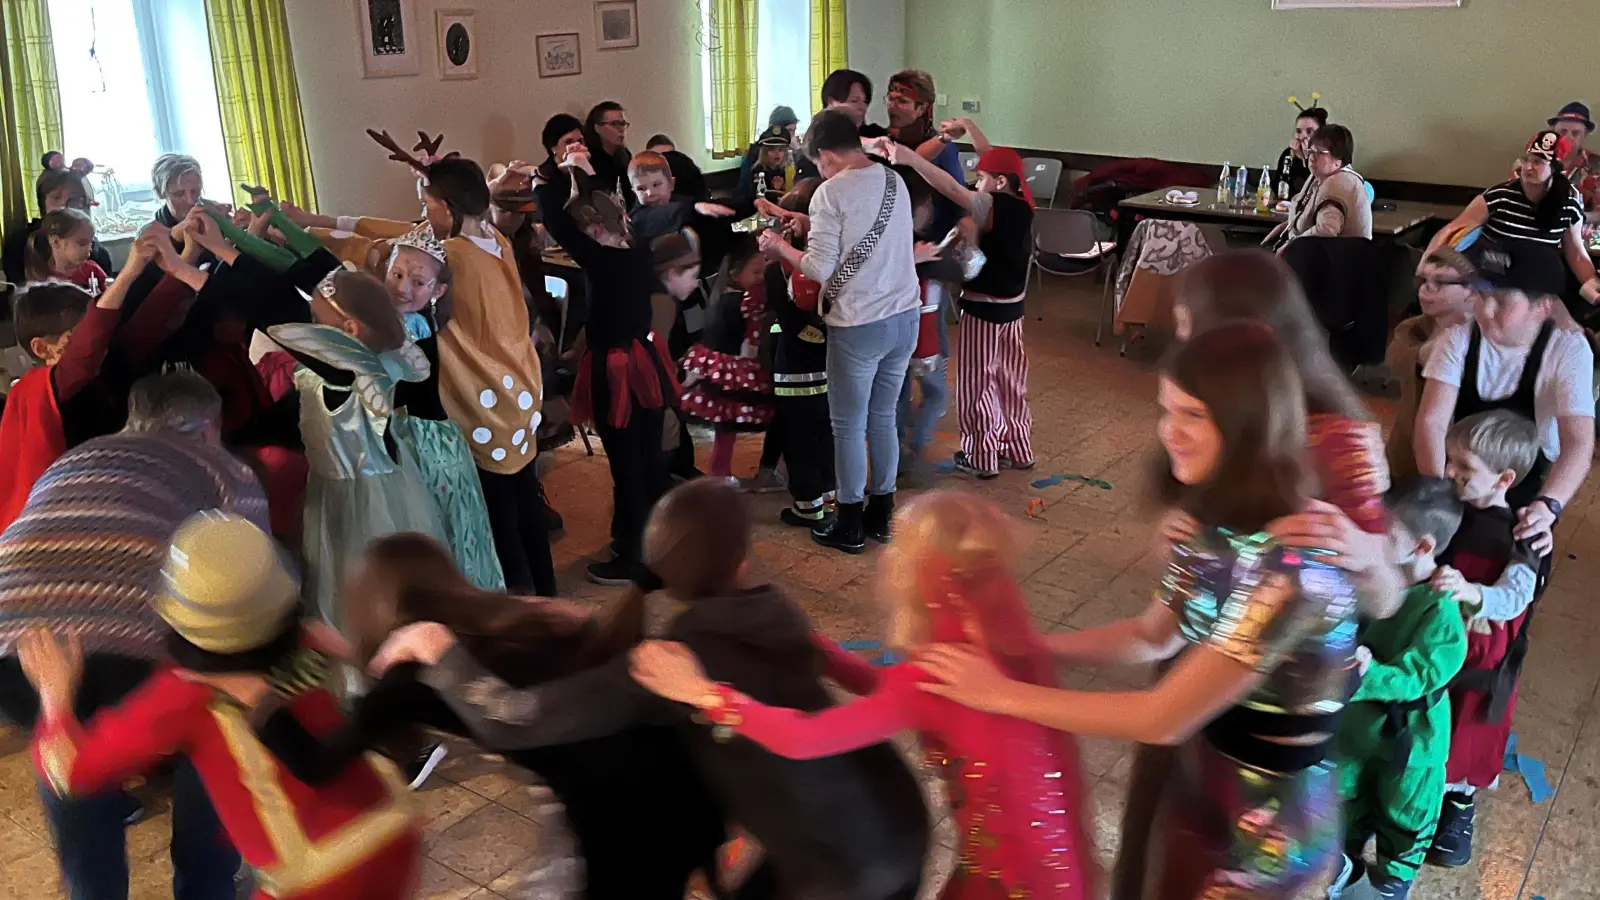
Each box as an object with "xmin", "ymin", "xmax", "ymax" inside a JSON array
[{"xmin": 0, "ymin": 432, "xmax": 269, "ymax": 660}]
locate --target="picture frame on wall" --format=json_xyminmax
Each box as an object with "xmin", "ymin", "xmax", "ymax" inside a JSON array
[
  {"xmin": 437, "ymin": 9, "xmax": 478, "ymax": 80},
  {"xmin": 1272, "ymin": 0, "xmax": 1459, "ymax": 7},
  {"xmin": 594, "ymin": 1, "xmax": 639, "ymax": 50},
  {"xmin": 536, "ymin": 32, "xmax": 582, "ymax": 78},
  {"xmin": 356, "ymin": 0, "xmax": 421, "ymax": 78}
]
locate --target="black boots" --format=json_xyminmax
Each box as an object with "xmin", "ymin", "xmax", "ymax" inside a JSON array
[
  {"xmin": 863, "ymin": 492, "xmax": 894, "ymax": 543},
  {"xmin": 812, "ymin": 501, "xmax": 866, "ymax": 554}
]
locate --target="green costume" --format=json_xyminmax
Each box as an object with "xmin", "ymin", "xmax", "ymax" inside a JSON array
[{"xmin": 1335, "ymin": 582, "xmax": 1468, "ymax": 883}]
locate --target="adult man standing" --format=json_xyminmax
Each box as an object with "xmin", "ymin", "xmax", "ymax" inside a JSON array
[
  {"xmin": 885, "ymin": 70, "xmax": 968, "ymax": 236},
  {"xmin": 0, "ymin": 371, "xmax": 264, "ymax": 900}
]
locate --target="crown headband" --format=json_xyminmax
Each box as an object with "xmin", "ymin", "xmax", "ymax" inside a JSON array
[
  {"xmin": 392, "ymin": 222, "xmax": 448, "ymax": 264},
  {"xmin": 314, "ymin": 261, "xmax": 361, "ymax": 315}
]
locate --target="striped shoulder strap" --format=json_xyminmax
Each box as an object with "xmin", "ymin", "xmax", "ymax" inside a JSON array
[{"xmin": 821, "ymin": 166, "xmax": 899, "ymax": 316}]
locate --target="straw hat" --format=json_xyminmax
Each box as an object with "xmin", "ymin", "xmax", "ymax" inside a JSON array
[{"xmin": 153, "ymin": 511, "xmax": 299, "ymax": 654}]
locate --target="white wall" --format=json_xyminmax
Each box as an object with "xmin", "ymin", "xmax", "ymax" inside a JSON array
[
  {"xmin": 285, "ymin": 0, "xmax": 704, "ymax": 218},
  {"xmin": 846, "ymin": 0, "xmax": 905, "ymax": 129}
]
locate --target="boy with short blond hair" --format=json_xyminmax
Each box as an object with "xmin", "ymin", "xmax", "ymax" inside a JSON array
[{"xmin": 1427, "ymin": 408, "xmax": 1543, "ymax": 868}]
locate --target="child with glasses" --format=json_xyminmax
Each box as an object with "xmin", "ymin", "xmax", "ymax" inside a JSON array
[{"xmin": 1387, "ymin": 248, "xmax": 1482, "ymax": 480}]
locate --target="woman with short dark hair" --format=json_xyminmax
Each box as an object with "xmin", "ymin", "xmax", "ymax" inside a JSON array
[
  {"xmin": 583, "ymin": 100, "xmax": 636, "ymax": 206},
  {"xmin": 1266, "ymin": 122, "xmax": 1373, "ymax": 252},
  {"xmin": 1276, "ymin": 105, "xmax": 1330, "ymax": 200}
]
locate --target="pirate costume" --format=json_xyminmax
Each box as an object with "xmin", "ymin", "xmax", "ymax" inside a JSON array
[{"xmin": 31, "ymin": 513, "xmax": 423, "ymax": 900}]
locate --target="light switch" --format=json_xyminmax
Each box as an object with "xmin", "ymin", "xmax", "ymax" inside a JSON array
[
  {"xmin": 936, "ymin": 92, "xmax": 949, "ymax": 106},
  {"xmin": 961, "ymin": 99, "xmax": 981, "ymax": 113}
]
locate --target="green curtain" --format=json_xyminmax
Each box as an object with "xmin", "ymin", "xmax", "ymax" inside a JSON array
[
  {"xmin": 709, "ymin": 0, "xmax": 758, "ymax": 159},
  {"xmin": 808, "ymin": 0, "xmax": 847, "ymax": 112},
  {"xmin": 204, "ymin": 0, "xmax": 317, "ymax": 211},
  {"xmin": 0, "ymin": 0, "xmax": 64, "ymax": 241}
]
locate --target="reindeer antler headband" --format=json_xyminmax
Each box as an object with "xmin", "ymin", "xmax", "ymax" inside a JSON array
[{"xmin": 366, "ymin": 129, "xmax": 460, "ymax": 183}]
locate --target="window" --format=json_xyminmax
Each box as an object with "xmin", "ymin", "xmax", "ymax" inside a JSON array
[
  {"xmin": 47, "ymin": 0, "xmax": 230, "ymax": 237},
  {"xmin": 700, "ymin": 0, "xmax": 813, "ymax": 152}
]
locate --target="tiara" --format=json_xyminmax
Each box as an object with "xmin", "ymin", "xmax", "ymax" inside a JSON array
[
  {"xmin": 393, "ymin": 222, "xmax": 448, "ymax": 264},
  {"xmin": 316, "ymin": 260, "xmax": 360, "ymax": 302}
]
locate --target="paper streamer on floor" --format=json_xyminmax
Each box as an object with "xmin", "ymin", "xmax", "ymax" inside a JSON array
[{"xmin": 1503, "ymin": 732, "xmax": 1553, "ymax": 804}]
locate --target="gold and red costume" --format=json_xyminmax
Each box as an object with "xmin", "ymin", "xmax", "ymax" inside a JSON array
[{"xmin": 33, "ymin": 665, "xmax": 421, "ymax": 900}]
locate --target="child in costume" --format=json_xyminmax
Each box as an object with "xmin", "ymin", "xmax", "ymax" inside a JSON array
[
  {"xmin": 282, "ymin": 131, "xmax": 554, "ymax": 595},
  {"xmin": 535, "ymin": 120, "xmax": 684, "ymax": 585},
  {"xmin": 1386, "ymin": 247, "xmax": 1481, "ymax": 481},
  {"xmin": 0, "ymin": 239, "xmax": 157, "ymax": 531},
  {"xmin": 380, "ymin": 223, "xmax": 505, "ymax": 591},
  {"xmin": 266, "ymin": 267, "xmax": 442, "ymax": 632},
  {"xmin": 680, "ymin": 234, "xmax": 775, "ymax": 480},
  {"xmin": 368, "ymin": 478, "xmax": 931, "ymax": 900},
  {"xmin": 769, "ymin": 182, "xmax": 838, "ymax": 528},
  {"xmin": 1427, "ymin": 409, "xmax": 1544, "ymax": 867},
  {"xmin": 251, "ymin": 532, "xmax": 728, "ymax": 900},
  {"xmin": 19, "ymin": 512, "xmax": 423, "ymax": 900},
  {"xmin": 632, "ymin": 490, "xmax": 1095, "ymax": 900},
  {"xmin": 887, "ymin": 136, "xmax": 1037, "ymax": 479},
  {"xmin": 1331, "ymin": 476, "xmax": 1469, "ymax": 900},
  {"xmin": 917, "ymin": 324, "xmax": 1361, "ymax": 900},
  {"xmin": 23, "ymin": 208, "xmax": 108, "ymax": 295}
]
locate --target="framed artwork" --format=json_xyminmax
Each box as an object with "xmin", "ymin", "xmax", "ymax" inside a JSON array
[
  {"xmin": 594, "ymin": 0, "xmax": 639, "ymax": 50},
  {"xmin": 437, "ymin": 9, "xmax": 478, "ymax": 80},
  {"xmin": 536, "ymin": 32, "xmax": 582, "ymax": 78},
  {"xmin": 357, "ymin": 0, "xmax": 420, "ymax": 78},
  {"xmin": 1273, "ymin": 0, "xmax": 1458, "ymax": 7}
]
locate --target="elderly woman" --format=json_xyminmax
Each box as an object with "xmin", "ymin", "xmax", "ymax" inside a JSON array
[
  {"xmin": 1267, "ymin": 124, "xmax": 1372, "ymax": 253},
  {"xmin": 151, "ymin": 153, "xmax": 205, "ymax": 228}
]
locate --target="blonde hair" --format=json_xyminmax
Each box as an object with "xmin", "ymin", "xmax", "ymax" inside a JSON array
[
  {"xmin": 880, "ymin": 491, "xmax": 1019, "ymax": 649},
  {"xmin": 1447, "ymin": 409, "xmax": 1540, "ymax": 485}
]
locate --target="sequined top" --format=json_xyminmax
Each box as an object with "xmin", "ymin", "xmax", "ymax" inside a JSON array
[{"xmin": 1162, "ymin": 529, "xmax": 1360, "ymax": 716}]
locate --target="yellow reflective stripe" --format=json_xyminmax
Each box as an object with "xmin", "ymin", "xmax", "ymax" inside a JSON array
[
  {"xmin": 210, "ymin": 702, "xmax": 418, "ymax": 897},
  {"xmin": 774, "ymin": 385, "xmax": 828, "ymax": 397}
]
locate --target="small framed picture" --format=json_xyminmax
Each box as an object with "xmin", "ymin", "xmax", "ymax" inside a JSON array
[
  {"xmin": 594, "ymin": 0, "xmax": 638, "ymax": 50},
  {"xmin": 536, "ymin": 32, "xmax": 582, "ymax": 78},
  {"xmin": 357, "ymin": 0, "xmax": 420, "ymax": 78},
  {"xmin": 437, "ymin": 9, "xmax": 477, "ymax": 80}
]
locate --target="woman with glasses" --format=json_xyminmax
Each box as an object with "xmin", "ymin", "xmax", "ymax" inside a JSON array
[
  {"xmin": 1386, "ymin": 248, "xmax": 1484, "ymax": 480},
  {"xmin": 1266, "ymin": 123, "xmax": 1373, "ymax": 253},
  {"xmin": 584, "ymin": 100, "xmax": 636, "ymax": 208}
]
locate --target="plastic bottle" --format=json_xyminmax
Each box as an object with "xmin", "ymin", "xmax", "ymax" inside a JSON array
[
  {"xmin": 1256, "ymin": 165, "xmax": 1273, "ymax": 214},
  {"xmin": 1234, "ymin": 166, "xmax": 1250, "ymax": 208},
  {"xmin": 1217, "ymin": 161, "xmax": 1232, "ymax": 205}
]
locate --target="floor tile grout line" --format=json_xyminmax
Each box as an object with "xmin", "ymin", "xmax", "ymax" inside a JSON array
[{"xmin": 1512, "ymin": 664, "xmax": 1600, "ymax": 900}]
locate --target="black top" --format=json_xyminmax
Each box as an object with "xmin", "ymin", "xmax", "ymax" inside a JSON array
[
  {"xmin": 961, "ymin": 191, "xmax": 1035, "ymax": 323},
  {"xmin": 766, "ymin": 265, "xmax": 827, "ymax": 379},
  {"xmin": 584, "ymin": 142, "xmax": 637, "ymax": 209},
  {"xmin": 258, "ymin": 661, "xmax": 725, "ymax": 900},
  {"xmin": 417, "ymin": 585, "xmax": 930, "ymax": 900},
  {"xmin": 662, "ymin": 150, "xmax": 708, "ymax": 201},
  {"xmin": 629, "ymin": 195, "xmax": 754, "ymax": 277},
  {"xmin": 537, "ymin": 165, "xmax": 657, "ymax": 352}
]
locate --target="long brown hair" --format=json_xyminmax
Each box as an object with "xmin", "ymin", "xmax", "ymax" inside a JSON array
[
  {"xmin": 1175, "ymin": 251, "xmax": 1367, "ymax": 420},
  {"xmin": 1157, "ymin": 323, "xmax": 1311, "ymax": 532},
  {"xmin": 25, "ymin": 208, "xmax": 92, "ymax": 281},
  {"xmin": 348, "ymin": 534, "xmax": 645, "ymax": 686}
]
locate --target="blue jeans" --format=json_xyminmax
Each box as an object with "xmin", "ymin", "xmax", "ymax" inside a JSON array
[
  {"xmin": 897, "ymin": 356, "xmax": 948, "ymax": 459},
  {"xmin": 826, "ymin": 309, "xmax": 918, "ymax": 504},
  {"xmin": 42, "ymin": 758, "xmax": 240, "ymax": 900}
]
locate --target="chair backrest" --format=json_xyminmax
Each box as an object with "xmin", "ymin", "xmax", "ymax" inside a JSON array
[
  {"xmin": 959, "ymin": 151, "xmax": 978, "ymax": 184},
  {"xmin": 544, "ymin": 274, "xmax": 570, "ymax": 301},
  {"xmin": 1032, "ymin": 207, "xmax": 1103, "ymax": 257},
  {"xmin": 1022, "ymin": 157, "xmax": 1063, "ymax": 204}
]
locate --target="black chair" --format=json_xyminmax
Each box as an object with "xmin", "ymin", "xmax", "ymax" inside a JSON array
[{"xmin": 1281, "ymin": 236, "xmax": 1392, "ymax": 370}]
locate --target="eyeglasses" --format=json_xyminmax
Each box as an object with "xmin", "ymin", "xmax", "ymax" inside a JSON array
[
  {"xmin": 1414, "ymin": 276, "xmax": 1470, "ymax": 291},
  {"xmin": 1306, "ymin": 147, "xmax": 1333, "ymax": 158},
  {"xmin": 602, "ymin": 119, "xmax": 629, "ymax": 129}
]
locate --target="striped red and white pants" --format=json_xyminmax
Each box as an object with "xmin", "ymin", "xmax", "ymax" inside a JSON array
[{"xmin": 956, "ymin": 315, "xmax": 1032, "ymax": 471}]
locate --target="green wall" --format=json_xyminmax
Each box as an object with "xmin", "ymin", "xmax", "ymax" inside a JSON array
[{"xmin": 905, "ymin": 0, "xmax": 1592, "ymax": 188}]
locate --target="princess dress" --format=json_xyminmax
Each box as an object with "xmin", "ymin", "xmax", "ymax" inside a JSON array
[
  {"xmin": 267, "ymin": 323, "xmax": 444, "ymax": 631},
  {"xmin": 1139, "ymin": 529, "xmax": 1359, "ymax": 900},
  {"xmin": 391, "ymin": 308, "xmax": 506, "ymax": 590}
]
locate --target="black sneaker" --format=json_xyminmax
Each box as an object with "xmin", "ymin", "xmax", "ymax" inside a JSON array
[
  {"xmin": 1427, "ymin": 792, "xmax": 1474, "ymax": 867},
  {"xmin": 812, "ymin": 502, "xmax": 866, "ymax": 554},
  {"xmin": 781, "ymin": 506, "xmax": 827, "ymax": 528},
  {"xmin": 587, "ymin": 557, "xmax": 644, "ymax": 586},
  {"xmin": 1372, "ymin": 878, "xmax": 1412, "ymax": 900},
  {"xmin": 406, "ymin": 744, "xmax": 448, "ymax": 790},
  {"xmin": 999, "ymin": 455, "xmax": 1036, "ymax": 471},
  {"xmin": 952, "ymin": 451, "xmax": 999, "ymax": 480}
]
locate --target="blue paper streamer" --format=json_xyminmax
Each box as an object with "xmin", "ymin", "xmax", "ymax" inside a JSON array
[
  {"xmin": 1030, "ymin": 473, "xmax": 1113, "ymax": 490},
  {"xmin": 1503, "ymin": 732, "xmax": 1553, "ymax": 804},
  {"xmin": 934, "ymin": 460, "xmax": 957, "ymax": 473},
  {"xmin": 837, "ymin": 639, "xmax": 902, "ymax": 667}
]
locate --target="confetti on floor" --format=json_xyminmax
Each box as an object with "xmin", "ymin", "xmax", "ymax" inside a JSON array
[
  {"xmin": 1504, "ymin": 732, "xmax": 1553, "ymax": 803},
  {"xmin": 1031, "ymin": 473, "xmax": 1113, "ymax": 490}
]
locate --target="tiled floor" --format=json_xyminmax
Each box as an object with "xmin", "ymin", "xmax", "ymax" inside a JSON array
[{"xmin": 2, "ymin": 275, "xmax": 1598, "ymax": 900}]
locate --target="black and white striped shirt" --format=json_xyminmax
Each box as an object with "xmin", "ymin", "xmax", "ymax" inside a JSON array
[{"xmin": 1482, "ymin": 178, "xmax": 1584, "ymax": 246}]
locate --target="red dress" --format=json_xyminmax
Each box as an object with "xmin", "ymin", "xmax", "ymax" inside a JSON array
[
  {"xmin": 34, "ymin": 665, "xmax": 422, "ymax": 899},
  {"xmin": 680, "ymin": 285, "xmax": 775, "ymax": 429},
  {"xmin": 703, "ymin": 563, "xmax": 1093, "ymax": 900}
]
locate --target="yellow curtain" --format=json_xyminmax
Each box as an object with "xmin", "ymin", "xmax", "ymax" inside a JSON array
[
  {"xmin": 709, "ymin": 0, "xmax": 758, "ymax": 159},
  {"xmin": 0, "ymin": 0, "xmax": 64, "ymax": 237},
  {"xmin": 204, "ymin": 0, "xmax": 317, "ymax": 210},
  {"xmin": 808, "ymin": 0, "xmax": 847, "ymax": 110}
]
